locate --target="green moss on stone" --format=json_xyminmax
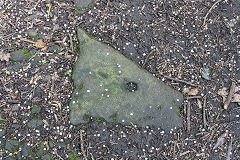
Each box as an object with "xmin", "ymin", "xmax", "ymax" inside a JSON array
[
  {"xmin": 97, "ymin": 71, "xmax": 108, "ymax": 79},
  {"xmin": 93, "ymin": 117, "xmax": 105, "ymax": 122},
  {"xmin": 88, "ymin": 3, "xmax": 93, "ymax": 8},
  {"xmin": 23, "ymin": 49, "xmax": 35, "ymax": 57},
  {"xmin": 83, "ymin": 115, "xmax": 90, "ymax": 121}
]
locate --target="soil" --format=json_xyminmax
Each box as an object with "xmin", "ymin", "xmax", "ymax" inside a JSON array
[{"xmin": 0, "ymin": 0, "xmax": 239, "ymax": 159}]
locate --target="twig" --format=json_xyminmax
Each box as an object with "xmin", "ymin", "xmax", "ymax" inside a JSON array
[
  {"xmin": 2, "ymin": 1, "xmax": 13, "ymax": 13},
  {"xmin": 47, "ymin": 4, "xmax": 51, "ymax": 17},
  {"xmin": 224, "ymin": 82, "xmax": 236, "ymax": 110},
  {"xmin": 203, "ymin": 95, "xmax": 207, "ymax": 128},
  {"xmin": 202, "ymin": 0, "xmax": 222, "ymax": 29},
  {"xmin": 186, "ymin": 96, "xmax": 202, "ymax": 100},
  {"xmin": 6, "ymin": 100, "xmax": 20, "ymax": 104},
  {"xmin": 226, "ymin": 139, "xmax": 233, "ymax": 160},
  {"xmin": 28, "ymin": 0, "xmax": 41, "ymax": 13},
  {"xmin": 163, "ymin": 75, "xmax": 199, "ymax": 87},
  {"xmin": 80, "ymin": 130, "xmax": 87, "ymax": 160},
  {"xmin": 142, "ymin": 50, "xmax": 154, "ymax": 68},
  {"xmin": 69, "ymin": 34, "xmax": 73, "ymax": 51},
  {"xmin": 20, "ymin": 38, "xmax": 35, "ymax": 44},
  {"xmin": 187, "ymin": 101, "xmax": 191, "ymax": 133},
  {"xmin": 53, "ymin": 148, "xmax": 64, "ymax": 160}
]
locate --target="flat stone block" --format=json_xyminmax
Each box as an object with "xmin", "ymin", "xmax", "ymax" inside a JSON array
[{"xmin": 70, "ymin": 28, "xmax": 184, "ymax": 131}]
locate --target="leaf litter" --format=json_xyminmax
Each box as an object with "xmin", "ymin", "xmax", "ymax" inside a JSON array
[
  {"xmin": 0, "ymin": 51, "xmax": 10, "ymax": 62},
  {"xmin": 218, "ymin": 82, "xmax": 240, "ymax": 108}
]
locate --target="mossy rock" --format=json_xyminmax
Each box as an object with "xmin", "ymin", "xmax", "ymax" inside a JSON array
[
  {"xmin": 10, "ymin": 49, "xmax": 35, "ymax": 62},
  {"xmin": 69, "ymin": 28, "xmax": 184, "ymax": 131},
  {"xmin": 5, "ymin": 139, "xmax": 19, "ymax": 152}
]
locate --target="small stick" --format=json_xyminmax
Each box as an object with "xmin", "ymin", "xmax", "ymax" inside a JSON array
[
  {"xmin": 203, "ymin": 95, "xmax": 207, "ymax": 128},
  {"xmin": 20, "ymin": 38, "xmax": 35, "ymax": 44},
  {"xmin": 6, "ymin": 100, "xmax": 20, "ymax": 104},
  {"xmin": 164, "ymin": 75, "xmax": 199, "ymax": 87},
  {"xmin": 2, "ymin": 1, "xmax": 13, "ymax": 13},
  {"xmin": 142, "ymin": 50, "xmax": 154, "ymax": 68},
  {"xmin": 202, "ymin": 0, "xmax": 222, "ymax": 29},
  {"xmin": 47, "ymin": 4, "xmax": 51, "ymax": 17},
  {"xmin": 187, "ymin": 101, "xmax": 191, "ymax": 133},
  {"xmin": 224, "ymin": 82, "xmax": 236, "ymax": 110},
  {"xmin": 226, "ymin": 139, "xmax": 233, "ymax": 160},
  {"xmin": 69, "ymin": 34, "xmax": 73, "ymax": 51},
  {"xmin": 80, "ymin": 130, "xmax": 87, "ymax": 160},
  {"xmin": 186, "ymin": 96, "xmax": 202, "ymax": 100}
]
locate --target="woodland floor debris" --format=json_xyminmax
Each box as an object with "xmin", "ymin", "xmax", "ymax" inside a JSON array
[{"xmin": 0, "ymin": 0, "xmax": 239, "ymax": 159}]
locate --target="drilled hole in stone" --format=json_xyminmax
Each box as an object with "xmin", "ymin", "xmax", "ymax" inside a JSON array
[{"xmin": 125, "ymin": 82, "xmax": 137, "ymax": 92}]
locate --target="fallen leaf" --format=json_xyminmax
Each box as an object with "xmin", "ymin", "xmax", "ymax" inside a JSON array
[
  {"xmin": 183, "ymin": 88, "xmax": 190, "ymax": 95},
  {"xmin": 197, "ymin": 99, "xmax": 202, "ymax": 109},
  {"xmin": 201, "ymin": 66, "xmax": 213, "ymax": 80},
  {"xmin": 0, "ymin": 52, "xmax": 10, "ymax": 62},
  {"xmin": 234, "ymin": 86, "xmax": 239, "ymax": 93},
  {"xmin": 218, "ymin": 87, "xmax": 228, "ymax": 103},
  {"xmin": 34, "ymin": 39, "xmax": 46, "ymax": 48},
  {"xmin": 232, "ymin": 94, "xmax": 240, "ymax": 103},
  {"xmin": 188, "ymin": 88, "xmax": 199, "ymax": 96}
]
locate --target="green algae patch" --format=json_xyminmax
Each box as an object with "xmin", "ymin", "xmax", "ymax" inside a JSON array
[{"xmin": 70, "ymin": 28, "xmax": 184, "ymax": 131}]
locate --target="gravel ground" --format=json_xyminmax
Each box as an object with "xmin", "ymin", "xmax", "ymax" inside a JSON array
[{"xmin": 0, "ymin": 0, "xmax": 240, "ymax": 159}]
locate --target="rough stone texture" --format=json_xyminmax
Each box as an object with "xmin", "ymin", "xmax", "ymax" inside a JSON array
[
  {"xmin": 5, "ymin": 139, "xmax": 19, "ymax": 152},
  {"xmin": 27, "ymin": 119, "xmax": 43, "ymax": 128},
  {"xmin": 74, "ymin": 0, "xmax": 94, "ymax": 9},
  {"xmin": 10, "ymin": 50, "xmax": 25, "ymax": 62},
  {"xmin": 10, "ymin": 49, "xmax": 35, "ymax": 62},
  {"xmin": 70, "ymin": 28, "xmax": 184, "ymax": 131}
]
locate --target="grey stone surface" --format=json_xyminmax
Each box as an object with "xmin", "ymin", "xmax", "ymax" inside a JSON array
[
  {"xmin": 74, "ymin": 0, "xmax": 94, "ymax": 9},
  {"xmin": 5, "ymin": 139, "xmax": 19, "ymax": 152},
  {"xmin": 10, "ymin": 49, "xmax": 35, "ymax": 62},
  {"xmin": 27, "ymin": 119, "xmax": 43, "ymax": 128},
  {"xmin": 42, "ymin": 154, "xmax": 51, "ymax": 160},
  {"xmin": 70, "ymin": 28, "xmax": 184, "ymax": 131},
  {"xmin": 22, "ymin": 143, "xmax": 31, "ymax": 157},
  {"xmin": 10, "ymin": 50, "xmax": 25, "ymax": 62}
]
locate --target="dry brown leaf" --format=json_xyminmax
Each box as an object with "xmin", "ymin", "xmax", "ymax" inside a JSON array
[
  {"xmin": 218, "ymin": 87, "xmax": 228, "ymax": 96},
  {"xmin": 234, "ymin": 86, "xmax": 239, "ymax": 93},
  {"xmin": 218, "ymin": 86, "xmax": 239, "ymax": 105},
  {"xmin": 232, "ymin": 94, "xmax": 240, "ymax": 103},
  {"xmin": 197, "ymin": 99, "xmax": 202, "ymax": 109},
  {"xmin": 188, "ymin": 88, "xmax": 199, "ymax": 96},
  {"xmin": 183, "ymin": 88, "xmax": 190, "ymax": 95},
  {"xmin": 0, "ymin": 52, "xmax": 10, "ymax": 62},
  {"xmin": 218, "ymin": 87, "xmax": 228, "ymax": 103},
  {"xmin": 34, "ymin": 39, "xmax": 46, "ymax": 48}
]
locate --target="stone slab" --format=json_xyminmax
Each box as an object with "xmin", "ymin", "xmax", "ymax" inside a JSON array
[{"xmin": 70, "ymin": 28, "xmax": 184, "ymax": 131}]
